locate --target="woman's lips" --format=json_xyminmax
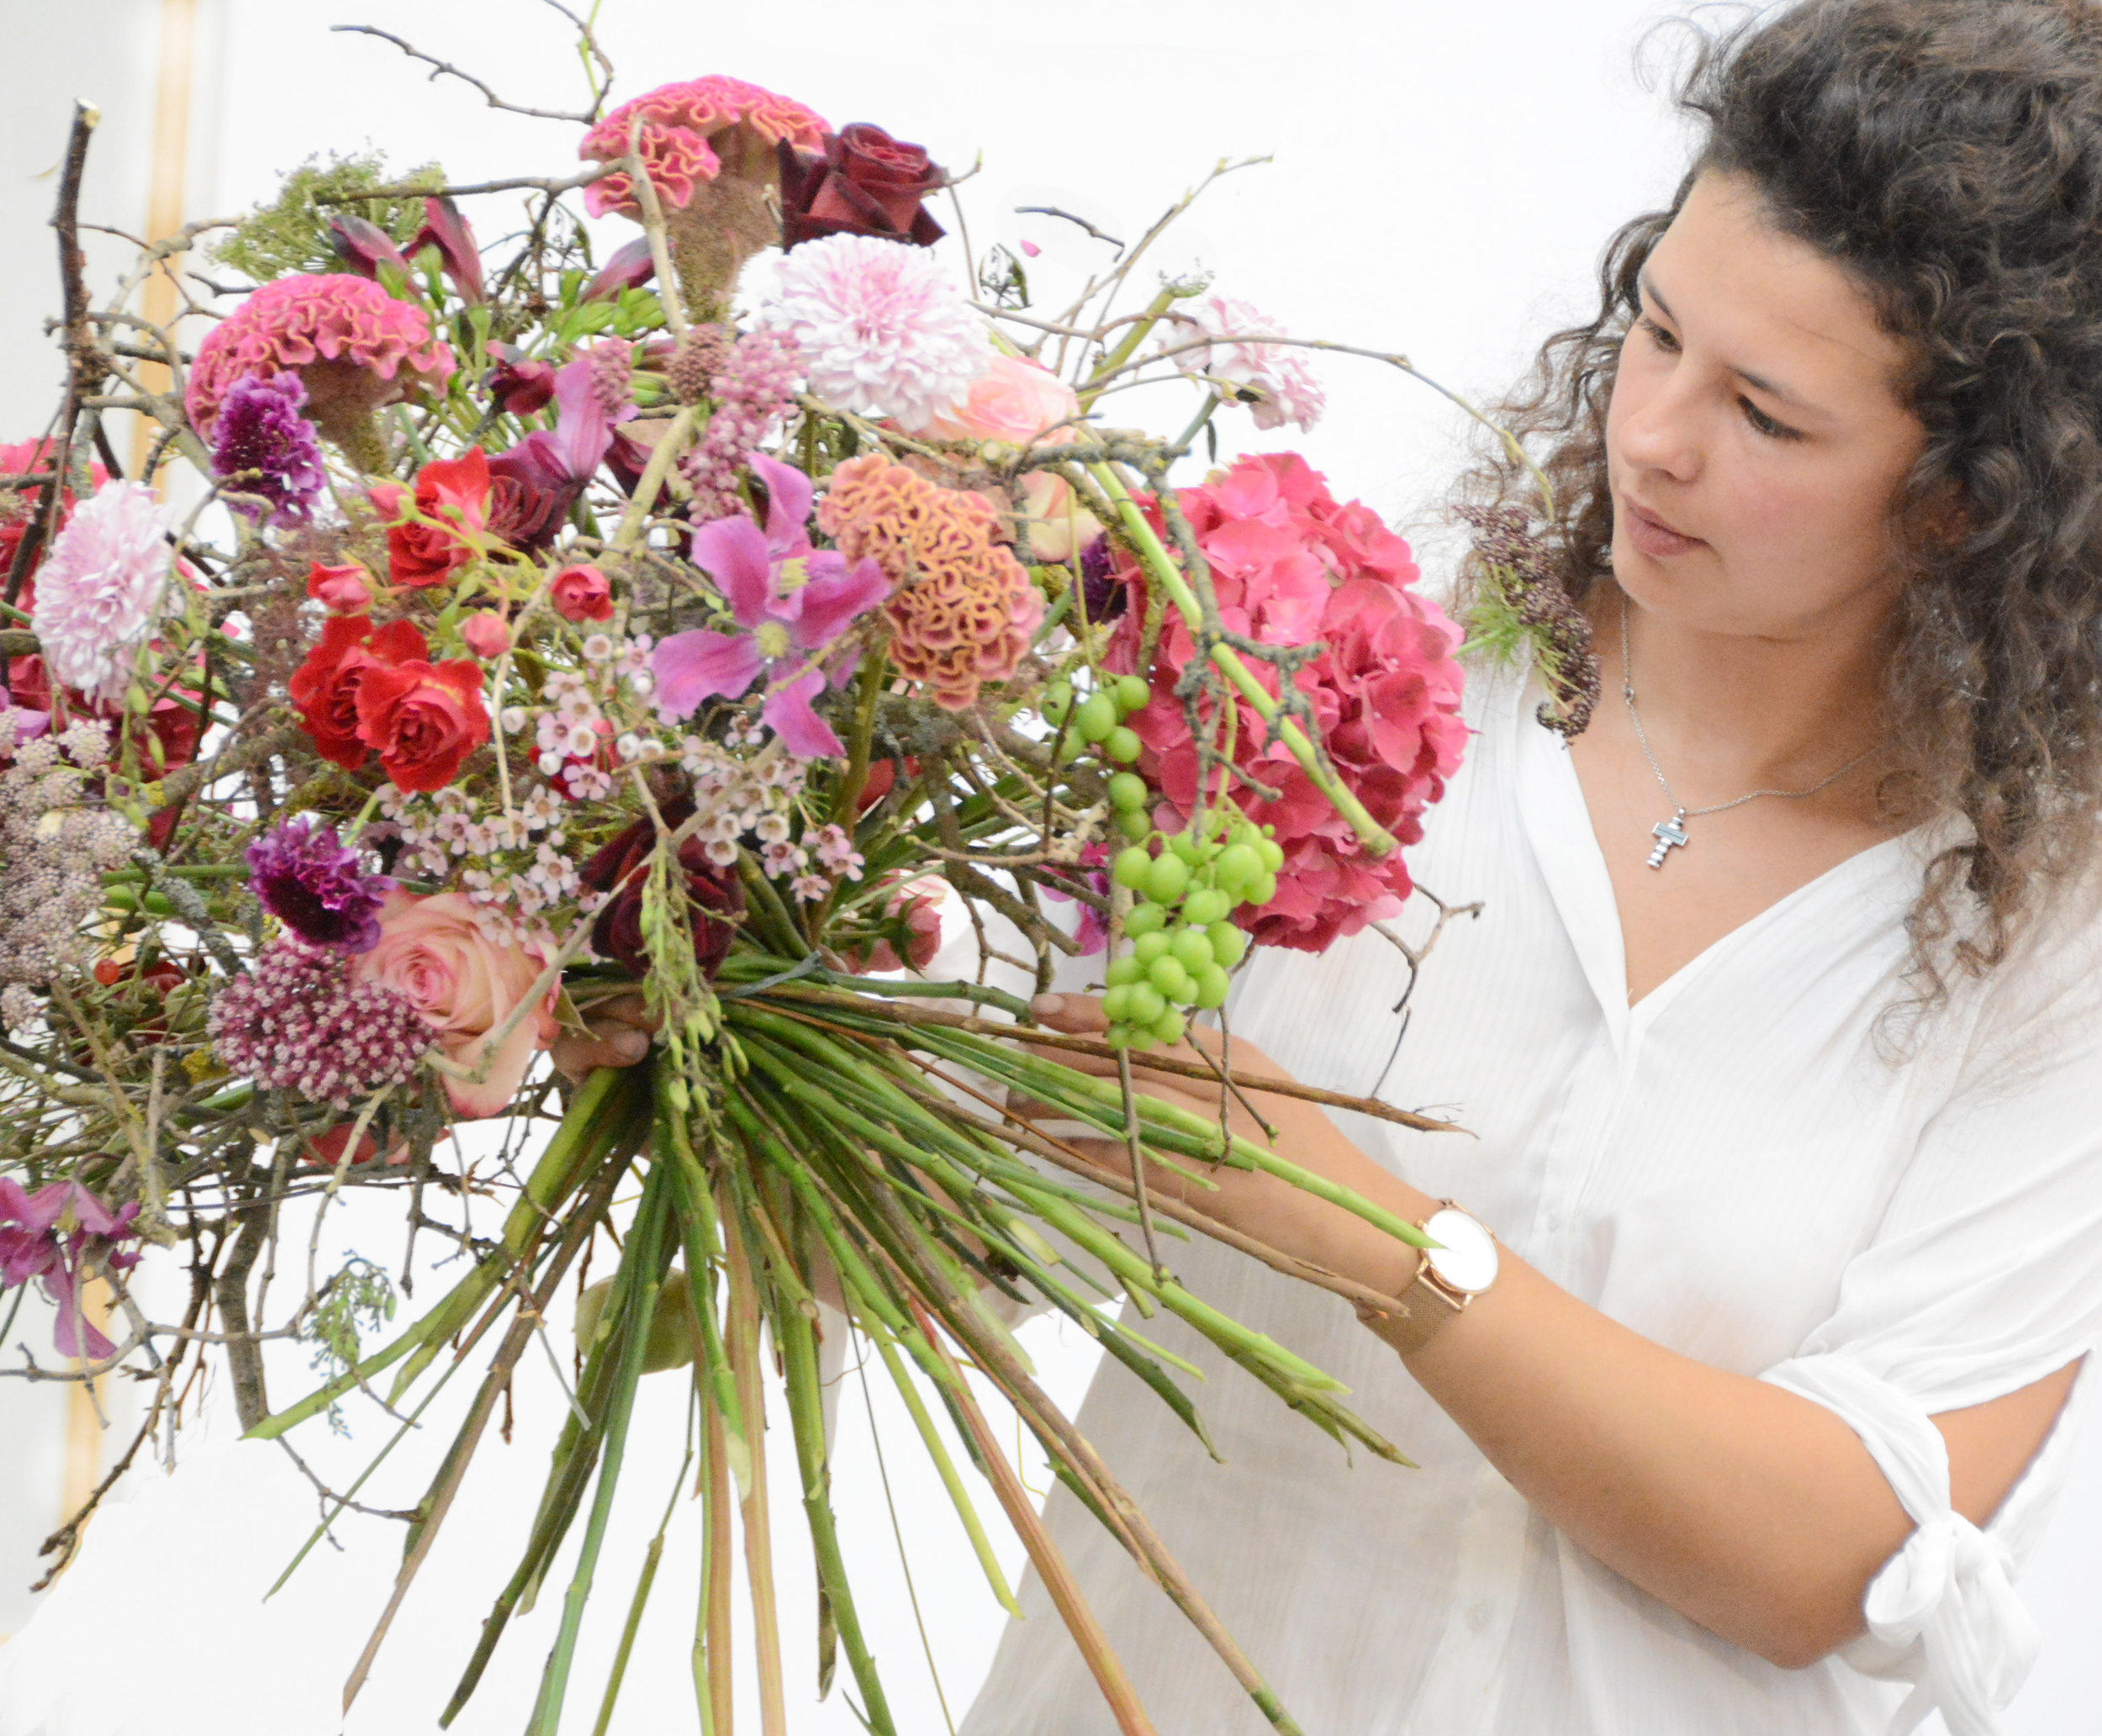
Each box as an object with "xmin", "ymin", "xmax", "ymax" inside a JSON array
[{"xmin": 1621, "ymin": 496, "xmax": 1706, "ymax": 560}]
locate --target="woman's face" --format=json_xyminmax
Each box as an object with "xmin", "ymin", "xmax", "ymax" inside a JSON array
[{"xmin": 1605, "ymin": 170, "xmax": 1928, "ymax": 641}]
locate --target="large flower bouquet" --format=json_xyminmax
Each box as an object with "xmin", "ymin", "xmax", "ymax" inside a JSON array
[{"xmin": 0, "ymin": 21, "xmax": 1574, "ymax": 1734}]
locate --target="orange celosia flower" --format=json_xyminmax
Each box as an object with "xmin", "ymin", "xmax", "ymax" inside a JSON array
[{"xmin": 817, "ymin": 455, "xmax": 1044, "ymax": 711}]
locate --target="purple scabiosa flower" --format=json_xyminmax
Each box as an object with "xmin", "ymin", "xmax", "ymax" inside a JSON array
[
  {"xmin": 206, "ymin": 938, "xmax": 430, "ymax": 1110},
  {"xmin": 1078, "ymin": 533, "xmax": 1128, "ymax": 624},
  {"xmin": 0, "ymin": 1178, "xmax": 141, "ymax": 1360},
  {"xmin": 246, "ymin": 816, "xmax": 394, "ymax": 952},
  {"xmin": 209, "ymin": 372, "xmax": 327, "ymax": 525}
]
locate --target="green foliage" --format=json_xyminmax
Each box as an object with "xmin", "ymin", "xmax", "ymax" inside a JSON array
[
  {"xmin": 302, "ymin": 1253, "xmax": 398, "ymax": 1433},
  {"xmin": 210, "ymin": 152, "xmax": 445, "ymax": 283}
]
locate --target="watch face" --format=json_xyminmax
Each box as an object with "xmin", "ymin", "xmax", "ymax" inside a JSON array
[{"xmin": 1423, "ymin": 1209, "xmax": 1498, "ymax": 1294}]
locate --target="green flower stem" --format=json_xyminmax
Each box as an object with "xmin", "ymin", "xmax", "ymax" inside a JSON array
[
  {"xmin": 658, "ymin": 1068, "xmax": 750, "ymax": 1486},
  {"xmin": 737, "ymin": 848, "xmax": 810, "ymax": 958},
  {"xmin": 723, "ymin": 1195, "xmax": 791, "ymax": 1736},
  {"xmin": 776, "ymin": 1281, "xmax": 898, "ymax": 1735},
  {"xmin": 526, "ymin": 1157, "xmax": 674, "ymax": 1736},
  {"xmin": 250, "ymin": 1067, "xmax": 643, "ymax": 1439},
  {"xmin": 696, "ymin": 1369, "xmax": 737, "ymax": 1736},
  {"xmin": 610, "ymin": 403, "xmax": 698, "ymax": 554},
  {"xmin": 1078, "ymin": 287, "xmax": 1186, "ymax": 409},
  {"xmin": 591, "ymin": 1436, "xmax": 694, "ymax": 1736},
  {"xmin": 1085, "ymin": 461, "xmax": 1401, "ymax": 859}
]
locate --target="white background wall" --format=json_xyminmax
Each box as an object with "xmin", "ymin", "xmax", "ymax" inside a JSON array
[{"xmin": 0, "ymin": 2, "xmax": 2094, "ymax": 1731}]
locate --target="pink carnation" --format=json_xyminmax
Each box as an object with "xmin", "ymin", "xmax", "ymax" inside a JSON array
[
  {"xmin": 187, "ymin": 273, "xmax": 456, "ymax": 446},
  {"xmin": 1108, "ymin": 454, "xmax": 1466, "ymax": 953},
  {"xmin": 581, "ymin": 76, "xmax": 830, "ymax": 219}
]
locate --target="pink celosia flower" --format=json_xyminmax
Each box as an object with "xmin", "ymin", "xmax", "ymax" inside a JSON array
[
  {"xmin": 1108, "ymin": 453, "xmax": 1466, "ymax": 952},
  {"xmin": 652, "ymin": 453, "xmax": 888, "ymax": 757},
  {"xmin": 29, "ymin": 479, "xmax": 171, "ymax": 705},
  {"xmin": 186, "ymin": 272, "xmax": 456, "ymax": 446},
  {"xmin": 1161, "ymin": 294, "xmax": 1325, "ymax": 433},
  {"xmin": 758, "ymin": 233, "xmax": 989, "ymax": 427},
  {"xmin": 580, "ymin": 76, "xmax": 830, "ymax": 219}
]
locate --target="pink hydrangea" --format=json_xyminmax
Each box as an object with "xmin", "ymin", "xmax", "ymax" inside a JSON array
[
  {"xmin": 1107, "ymin": 454, "xmax": 1466, "ymax": 953},
  {"xmin": 187, "ymin": 273, "xmax": 456, "ymax": 446},
  {"xmin": 581, "ymin": 76, "xmax": 830, "ymax": 219},
  {"xmin": 1161, "ymin": 294, "xmax": 1325, "ymax": 433}
]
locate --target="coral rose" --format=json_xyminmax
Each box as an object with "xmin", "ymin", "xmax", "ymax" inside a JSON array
[
  {"xmin": 352, "ymin": 655, "xmax": 492, "ymax": 793},
  {"xmin": 369, "ymin": 449, "xmax": 492, "ymax": 588},
  {"xmin": 549, "ymin": 563, "xmax": 615, "ymax": 623},
  {"xmin": 288, "ymin": 615, "xmax": 430, "ymax": 769},
  {"xmin": 351, "ymin": 890, "xmax": 557, "ymax": 1118}
]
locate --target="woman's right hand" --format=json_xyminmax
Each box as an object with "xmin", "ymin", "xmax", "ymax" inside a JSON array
[{"xmin": 551, "ymin": 989, "xmax": 657, "ymax": 1083}]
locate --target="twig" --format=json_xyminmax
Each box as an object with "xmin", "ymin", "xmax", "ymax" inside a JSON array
[{"xmin": 330, "ymin": 24, "xmax": 600, "ymax": 124}]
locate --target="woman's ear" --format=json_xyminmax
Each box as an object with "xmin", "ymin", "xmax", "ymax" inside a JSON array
[{"xmin": 1911, "ymin": 474, "xmax": 1970, "ymax": 548}]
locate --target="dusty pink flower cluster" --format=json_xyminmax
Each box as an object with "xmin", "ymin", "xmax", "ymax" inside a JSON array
[
  {"xmin": 678, "ymin": 328, "xmax": 802, "ymax": 520},
  {"xmin": 1109, "ymin": 453, "xmax": 1466, "ymax": 952},
  {"xmin": 187, "ymin": 272, "xmax": 456, "ymax": 446},
  {"xmin": 207, "ymin": 938, "xmax": 432, "ymax": 1110},
  {"xmin": 580, "ymin": 76, "xmax": 829, "ymax": 219}
]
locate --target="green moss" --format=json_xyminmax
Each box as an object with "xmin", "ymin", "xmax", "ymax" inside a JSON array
[{"xmin": 210, "ymin": 151, "xmax": 445, "ymax": 283}]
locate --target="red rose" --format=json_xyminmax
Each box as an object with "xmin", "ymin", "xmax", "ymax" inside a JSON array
[
  {"xmin": 578, "ymin": 800, "xmax": 745, "ymax": 979},
  {"xmin": 371, "ymin": 449, "xmax": 492, "ymax": 588},
  {"xmin": 305, "ymin": 560, "xmax": 373, "ymax": 615},
  {"xmin": 548, "ymin": 563, "xmax": 614, "ymax": 623},
  {"xmin": 777, "ymin": 124, "xmax": 946, "ymax": 249},
  {"xmin": 289, "ymin": 615, "xmax": 430, "ymax": 768},
  {"xmin": 353, "ymin": 656, "xmax": 491, "ymax": 792}
]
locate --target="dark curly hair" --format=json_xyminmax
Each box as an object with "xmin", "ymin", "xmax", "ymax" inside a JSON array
[{"xmin": 1460, "ymin": 0, "xmax": 2102, "ymax": 992}]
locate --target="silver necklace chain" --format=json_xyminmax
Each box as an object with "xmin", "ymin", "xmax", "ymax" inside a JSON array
[{"xmin": 1619, "ymin": 593, "xmax": 1879, "ymax": 868}]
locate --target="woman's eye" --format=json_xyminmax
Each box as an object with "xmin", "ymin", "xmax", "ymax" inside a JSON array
[
  {"xmin": 1638, "ymin": 314, "xmax": 1679, "ymax": 352},
  {"xmin": 1739, "ymin": 398, "xmax": 1803, "ymax": 441}
]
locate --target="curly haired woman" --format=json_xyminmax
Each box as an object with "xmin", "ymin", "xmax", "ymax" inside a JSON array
[{"xmin": 966, "ymin": 3, "xmax": 2102, "ymax": 1732}]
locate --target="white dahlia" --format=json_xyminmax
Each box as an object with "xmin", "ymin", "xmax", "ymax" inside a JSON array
[
  {"xmin": 30, "ymin": 480, "xmax": 172, "ymax": 706},
  {"xmin": 757, "ymin": 234, "xmax": 990, "ymax": 428}
]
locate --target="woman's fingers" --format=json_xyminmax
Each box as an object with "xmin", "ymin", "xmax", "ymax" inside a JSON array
[
  {"xmin": 551, "ymin": 991, "xmax": 661, "ymax": 1084},
  {"xmin": 1031, "ymin": 992, "xmax": 1108, "ymax": 1034}
]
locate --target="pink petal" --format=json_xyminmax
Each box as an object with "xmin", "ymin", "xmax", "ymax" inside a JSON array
[
  {"xmin": 690, "ymin": 515, "xmax": 776, "ymax": 625},
  {"xmin": 761, "ymin": 666, "xmax": 846, "ymax": 758},
  {"xmin": 747, "ymin": 451, "xmax": 814, "ymax": 555},
  {"xmin": 790, "ymin": 556, "xmax": 889, "ymax": 649},
  {"xmin": 652, "ymin": 630, "xmax": 767, "ymax": 717}
]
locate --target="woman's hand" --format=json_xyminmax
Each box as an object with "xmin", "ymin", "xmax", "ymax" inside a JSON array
[{"xmin": 550, "ymin": 989, "xmax": 657, "ymax": 1084}]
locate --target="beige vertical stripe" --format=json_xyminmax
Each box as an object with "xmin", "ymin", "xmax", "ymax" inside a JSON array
[
  {"xmin": 59, "ymin": 1278, "xmax": 113, "ymax": 1526},
  {"xmin": 129, "ymin": 0, "xmax": 198, "ymax": 483}
]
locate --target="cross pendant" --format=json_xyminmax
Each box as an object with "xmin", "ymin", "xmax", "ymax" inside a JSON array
[{"xmin": 1646, "ymin": 811, "xmax": 1690, "ymax": 869}]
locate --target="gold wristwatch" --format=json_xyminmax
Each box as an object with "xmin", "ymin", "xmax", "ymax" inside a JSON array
[{"xmin": 1357, "ymin": 1200, "xmax": 1499, "ymax": 1357}]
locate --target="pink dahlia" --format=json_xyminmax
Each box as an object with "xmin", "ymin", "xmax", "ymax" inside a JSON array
[
  {"xmin": 186, "ymin": 273, "xmax": 456, "ymax": 448},
  {"xmin": 1161, "ymin": 294, "xmax": 1325, "ymax": 434},
  {"xmin": 758, "ymin": 234, "xmax": 988, "ymax": 426},
  {"xmin": 1108, "ymin": 454, "xmax": 1466, "ymax": 953},
  {"xmin": 581, "ymin": 76, "xmax": 830, "ymax": 219},
  {"xmin": 30, "ymin": 479, "xmax": 171, "ymax": 706}
]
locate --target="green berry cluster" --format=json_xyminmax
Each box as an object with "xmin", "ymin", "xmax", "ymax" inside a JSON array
[
  {"xmin": 1043, "ymin": 673, "xmax": 1149, "ymax": 774},
  {"xmin": 1099, "ymin": 808, "xmax": 1286, "ymax": 1050}
]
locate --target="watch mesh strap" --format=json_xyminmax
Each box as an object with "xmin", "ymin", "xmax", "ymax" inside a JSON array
[{"xmin": 1355, "ymin": 1251, "xmax": 1462, "ymax": 1358}]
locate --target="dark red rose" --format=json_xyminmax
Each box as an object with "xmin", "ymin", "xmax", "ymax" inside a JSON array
[
  {"xmin": 777, "ymin": 124, "xmax": 947, "ymax": 249},
  {"xmin": 486, "ymin": 435, "xmax": 582, "ymax": 552},
  {"xmin": 352, "ymin": 655, "xmax": 491, "ymax": 794},
  {"xmin": 578, "ymin": 800, "xmax": 745, "ymax": 980},
  {"xmin": 369, "ymin": 449, "xmax": 492, "ymax": 588},
  {"xmin": 289, "ymin": 615, "xmax": 430, "ymax": 769}
]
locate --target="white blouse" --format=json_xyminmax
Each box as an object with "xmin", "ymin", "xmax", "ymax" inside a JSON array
[{"xmin": 960, "ymin": 664, "xmax": 2102, "ymax": 1736}]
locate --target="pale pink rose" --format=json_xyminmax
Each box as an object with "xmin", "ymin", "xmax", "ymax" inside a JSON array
[
  {"xmin": 351, "ymin": 890, "xmax": 557, "ymax": 1117},
  {"xmin": 459, "ymin": 610, "xmax": 510, "ymax": 659},
  {"xmin": 1017, "ymin": 469, "xmax": 1101, "ymax": 566},
  {"xmin": 914, "ymin": 353, "xmax": 1081, "ymax": 445}
]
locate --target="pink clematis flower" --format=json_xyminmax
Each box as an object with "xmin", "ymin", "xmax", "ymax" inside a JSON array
[
  {"xmin": 652, "ymin": 452, "xmax": 888, "ymax": 757},
  {"xmin": 0, "ymin": 1179, "xmax": 141, "ymax": 1360}
]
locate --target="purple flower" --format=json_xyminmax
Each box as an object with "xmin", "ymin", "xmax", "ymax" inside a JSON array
[
  {"xmin": 487, "ymin": 343, "xmax": 557, "ymax": 416},
  {"xmin": 1038, "ymin": 845, "xmax": 1111, "ymax": 954},
  {"xmin": 487, "ymin": 355, "xmax": 631, "ymax": 551},
  {"xmin": 652, "ymin": 453, "xmax": 889, "ymax": 758},
  {"xmin": 583, "ymin": 236, "xmax": 657, "ymax": 303},
  {"xmin": 327, "ymin": 213, "xmax": 409, "ymax": 279},
  {"xmin": 1078, "ymin": 533, "xmax": 1128, "ymax": 624},
  {"xmin": 0, "ymin": 1179, "xmax": 141, "ymax": 1361},
  {"xmin": 409, "ymin": 196, "xmax": 485, "ymax": 303},
  {"xmin": 246, "ymin": 816, "xmax": 393, "ymax": 952},
  {"xmin": 210, "ymin": 372, "xmax": 327, "ymax": 525}
]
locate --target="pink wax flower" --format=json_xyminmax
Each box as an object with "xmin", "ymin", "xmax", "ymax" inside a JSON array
[
  {"xmin": 1108, "ymin": 452, "xmax": 1466, "ymax": 953},
  {"xmin": 460, "ymin": 610, "xmax": 511, "ymax": 659},
  {"xmin": 549, "ymin": 563, "xmax": 614, "ymax": 623},
  {"xmin": 652, "ymin": 452, "xmax": 887, "ymax": 757},
  {"xmin": 351, "ymin": 890, "xmax": 558, "ymax": 1118},
  {"xmin": 187, "ymin": 273, "xmax": 456, "ymax": 449},
  {"xmin": 0, "ymin": 1179, "xmax": 142, "ymax": 1361}
]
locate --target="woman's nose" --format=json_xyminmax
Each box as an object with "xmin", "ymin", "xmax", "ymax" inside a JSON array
[{"xmin": 1615, "ymin": 377, "xmax": 1703, "ymax": 483}]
